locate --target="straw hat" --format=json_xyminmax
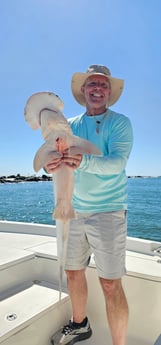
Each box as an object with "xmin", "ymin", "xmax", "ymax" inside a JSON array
[{"xmin": 71, "ymin": 64, "xmax": 124, "ymax": 106}]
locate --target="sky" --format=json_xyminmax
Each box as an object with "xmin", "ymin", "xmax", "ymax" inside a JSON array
[{"xmin": 1, "ymin": 0, "xmax": 161, "ymax": 177}]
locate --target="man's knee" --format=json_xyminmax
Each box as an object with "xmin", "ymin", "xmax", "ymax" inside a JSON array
[
  {"xmin": 99, "ymin": 277, "xmax": 123, "ymax": 297},
  {"xmin": 65, "ymin": 269, "xmax": 85, "ymax": 281}
]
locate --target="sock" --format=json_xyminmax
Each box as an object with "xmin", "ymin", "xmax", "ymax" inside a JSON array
[{"xmin": 72, "ymin": 317, "xmax": 88, "ymax": 328}]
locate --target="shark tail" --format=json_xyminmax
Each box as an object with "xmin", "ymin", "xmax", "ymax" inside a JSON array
[{"xmin": 56, "ymin": 220, "xmax": 70, "ymax": 301}]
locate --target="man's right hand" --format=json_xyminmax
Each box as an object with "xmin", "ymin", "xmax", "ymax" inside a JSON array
[
  {"xmin": 44, "ymin": 157, "xmax": 62, "ymax": 174},
  {"xmin": 44, "ymin": 152, "xmax": 82, "ymax": 174}
]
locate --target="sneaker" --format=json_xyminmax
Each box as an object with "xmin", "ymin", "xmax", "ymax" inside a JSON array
[{"xmin": 51, "ymin": 318, "xmax": 92, "ymax": 345}]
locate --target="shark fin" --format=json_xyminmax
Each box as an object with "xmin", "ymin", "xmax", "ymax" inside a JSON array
[
  {"xmin": 33, "ymin": 143, "xmax": 62, "ymax": 172},
  {"xmin": 68, "ymin": 135, "xmax": 102, "ymax": 156}
]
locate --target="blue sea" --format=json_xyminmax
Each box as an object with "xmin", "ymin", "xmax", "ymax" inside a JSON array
[{"xmin": 1, "ymin": 177, "xmax": 161, "ymax": 242}]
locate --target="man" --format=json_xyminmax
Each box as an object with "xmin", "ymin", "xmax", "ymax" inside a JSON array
[{"xmin": 45, "ymin": 65, "xmax": 133, "ymax": 345}]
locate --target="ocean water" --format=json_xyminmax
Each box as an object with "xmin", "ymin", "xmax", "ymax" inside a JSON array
[{"xmin": 1, "ymin": 178, "xmax": 161, "ymax": 242}]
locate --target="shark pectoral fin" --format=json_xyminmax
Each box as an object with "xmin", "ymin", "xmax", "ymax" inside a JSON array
[
  {"xmin": 68, "ymin": 137, "xmax": 102, "ymax": 156},
  {"xmin": 33, "ymin": 143, "xmax": 62, "ymax": 172},
  {"xmin": 69, "ymin": 136, "xmax": 102, "ymax": 156}
]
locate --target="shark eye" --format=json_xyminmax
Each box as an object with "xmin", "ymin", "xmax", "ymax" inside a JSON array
[{"xmin": 56, "ymin": 137, "xmax": 60, "ymax": 142}]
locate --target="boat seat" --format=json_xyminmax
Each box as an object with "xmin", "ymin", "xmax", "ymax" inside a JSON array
[
  {"xmin": 154, "ymin": 334, "xmax": 161, "ymax": 345},
  {"xmin": 126, "ymin": 251, "xmax": 161, "ymax": 281}
]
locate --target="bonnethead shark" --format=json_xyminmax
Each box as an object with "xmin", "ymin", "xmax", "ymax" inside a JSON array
[{"xmin": 24, "ymin": 91, "xmax": 101, "ymax": 299}]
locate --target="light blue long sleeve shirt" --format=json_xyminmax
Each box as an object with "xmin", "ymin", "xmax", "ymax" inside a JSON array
[{"xmin": 68, "ymin": 109, "xmax": 133, "ymax": 213}]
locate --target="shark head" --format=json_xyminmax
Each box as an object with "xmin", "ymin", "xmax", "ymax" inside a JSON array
[
  {"xmin": 40, "ymin": 108, "xmax": 72, "ymax": 140},
  {"xmin": 24, "ymin": 92, "xmax": 64, "ymax": 130}
]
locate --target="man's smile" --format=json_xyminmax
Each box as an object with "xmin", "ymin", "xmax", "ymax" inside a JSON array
[{"xmin": 90, "ymin": 92, "xmax": 103, "ymax": 98}]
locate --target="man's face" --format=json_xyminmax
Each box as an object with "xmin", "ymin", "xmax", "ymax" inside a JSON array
[{"xmin": 81, "ymin": 75, "xmax": 111, "ymax": 112}]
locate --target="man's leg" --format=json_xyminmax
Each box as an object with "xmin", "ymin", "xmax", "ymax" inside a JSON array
[
  {"xmin": 66, "ymin": 269, "xmax": 88, "ymax": 323},
  {"xmin": 51, "ymin": 269, "xmax": 91, "ymax": 345},
  {"xmin": 100, "ymin": 277, "xmax": 129, "ymax": 345}
]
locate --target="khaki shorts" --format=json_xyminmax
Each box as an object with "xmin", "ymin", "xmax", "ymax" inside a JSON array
[{"xmin": 65, "ymin": 210, "xmax": 127, "ymax": 279}]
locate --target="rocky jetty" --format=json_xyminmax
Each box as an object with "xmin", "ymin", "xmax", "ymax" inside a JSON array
[{"xmin": 0, "ymin": 174, "xmax": 52, "ymax": 183}]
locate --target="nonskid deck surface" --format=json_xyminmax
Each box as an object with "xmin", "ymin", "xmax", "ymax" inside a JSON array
[{"xmin": 80, "ymin": 333, "xmax": 152, "ymax": 345}]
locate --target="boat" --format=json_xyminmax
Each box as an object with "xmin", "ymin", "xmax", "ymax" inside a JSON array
[{"xmin": 0, "ymin": 219, "xmax": 161, "ymax": 345}]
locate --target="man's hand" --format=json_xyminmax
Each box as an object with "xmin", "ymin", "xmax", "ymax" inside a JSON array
[
  {"xmin": 62, "ymin": 152, "xmax": 82, "ymax": 169},
  {"xmin": 44, "ymin": 152, "xmax": 82, "ymax": 174},
  {"xmin": 44, "ymin": 157, "xmax": 62, "ymax": 174}
]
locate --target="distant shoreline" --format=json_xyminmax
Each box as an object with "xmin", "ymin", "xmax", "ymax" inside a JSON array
[
  {"xmin": 0, "ymin": 174, "xmax": 160, "ymax": 184},
  {"xmin": 0, "ymin": 174, "xmax": 52, "ymax": 184}
]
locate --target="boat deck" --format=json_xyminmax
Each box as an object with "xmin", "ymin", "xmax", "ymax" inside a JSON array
[{"xmin": 0, "ymin": 221, "xmax": 161, "ymax": 345}]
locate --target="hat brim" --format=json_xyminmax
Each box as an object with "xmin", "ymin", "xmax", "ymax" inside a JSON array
[{"xmin": 71, "ymin": 72, "xmax": 124, "ymax": 106}]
